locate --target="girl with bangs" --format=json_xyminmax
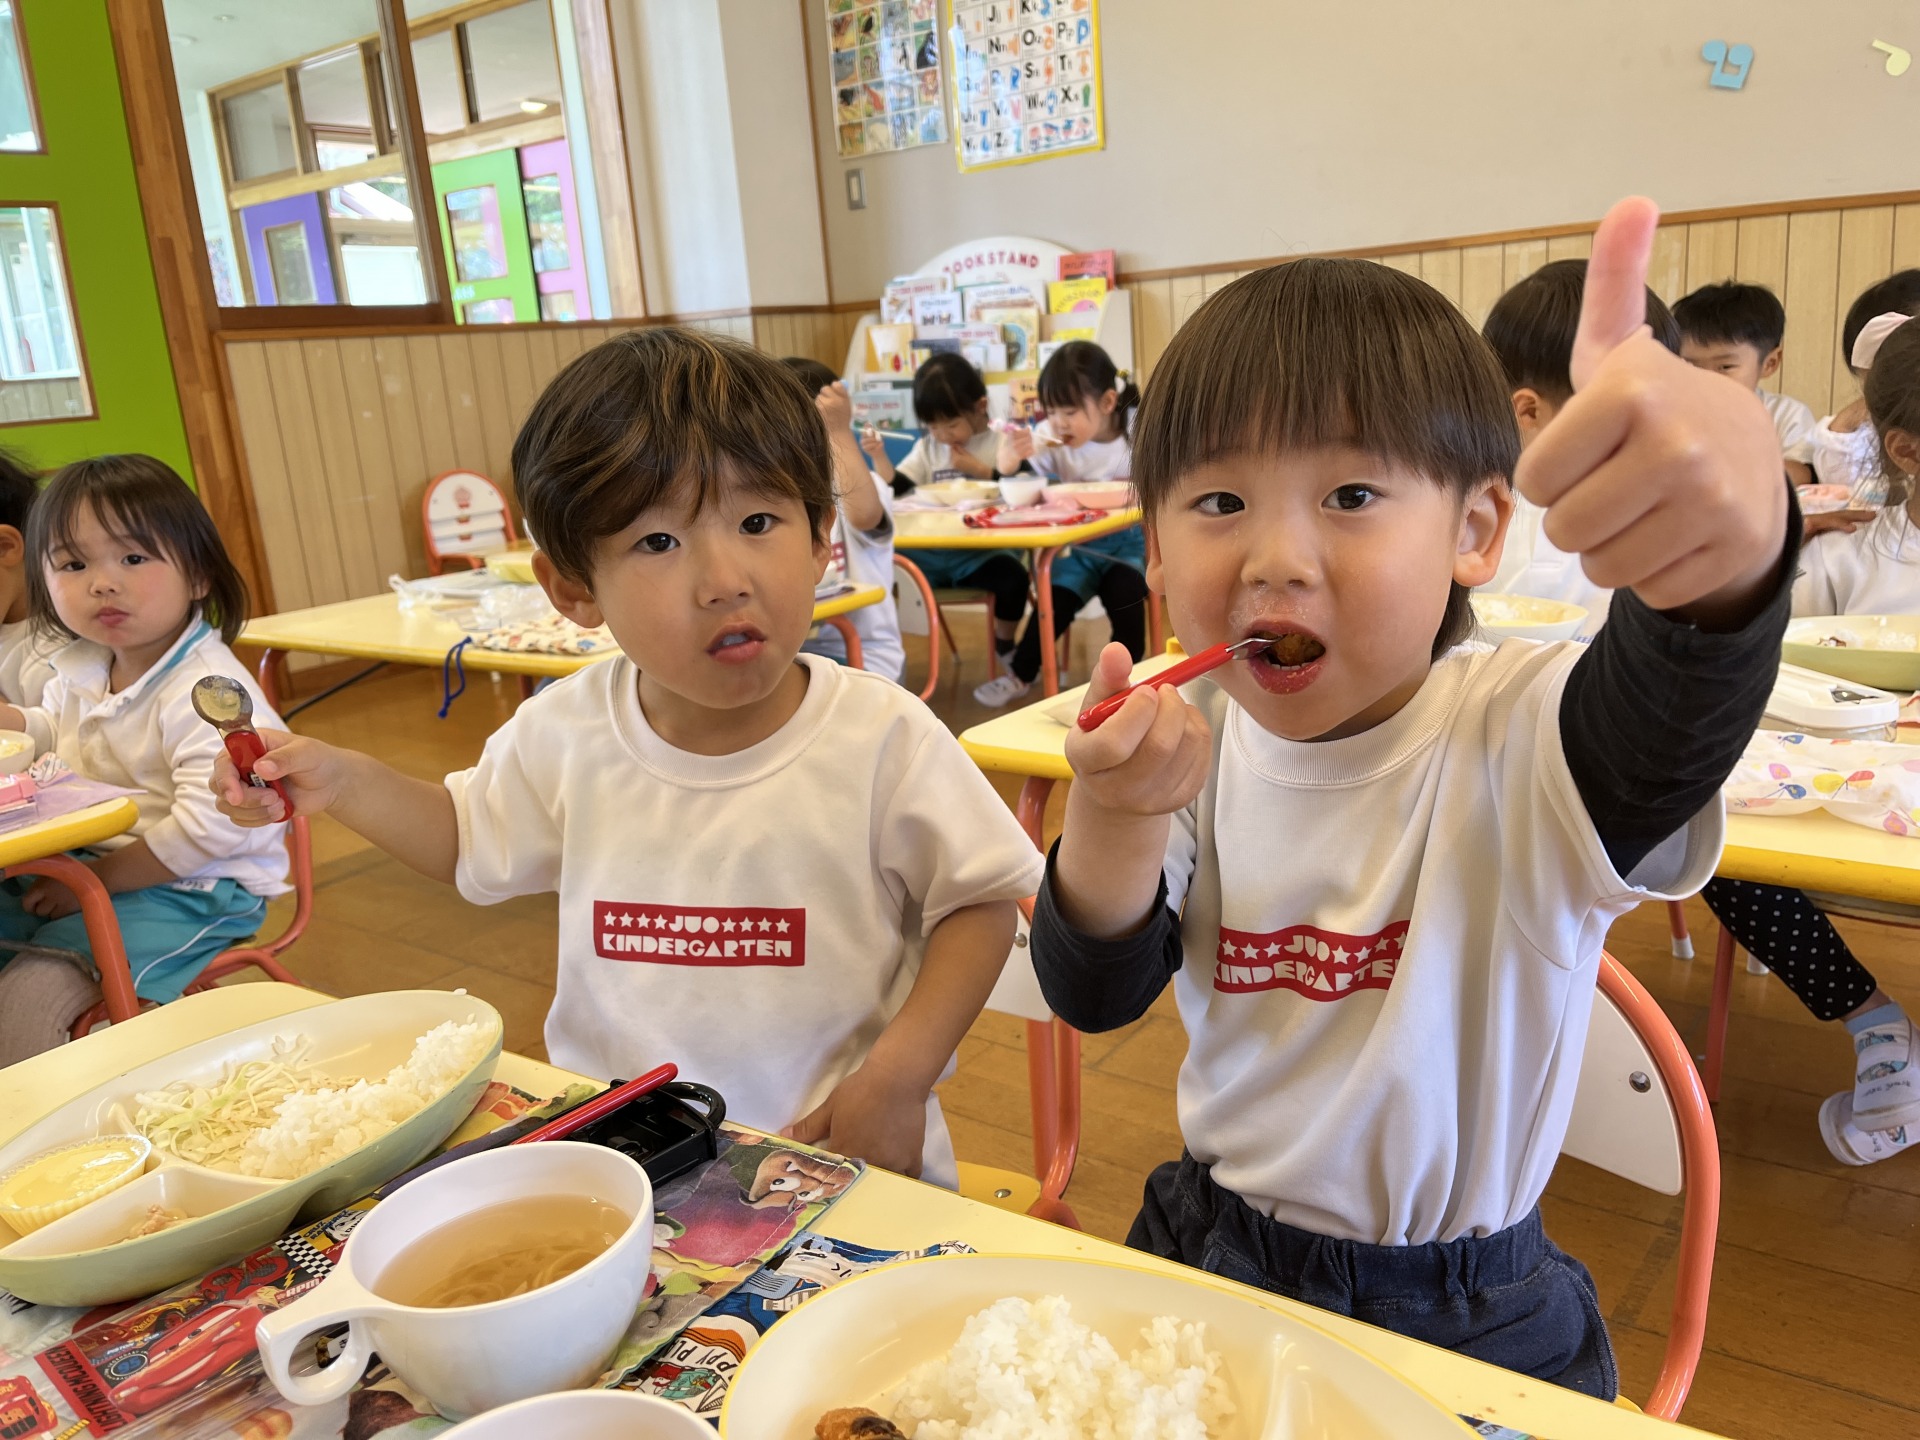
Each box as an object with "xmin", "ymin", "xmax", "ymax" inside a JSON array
[{"xmin": 1029, "ymin": 200, "xmax": 1797, "ymax": 1397}]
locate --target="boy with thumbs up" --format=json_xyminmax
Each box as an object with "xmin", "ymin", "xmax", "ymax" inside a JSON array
[{"xmin": 1029, "ymin": 199, "xmax": 1796, "ymax": 1398}]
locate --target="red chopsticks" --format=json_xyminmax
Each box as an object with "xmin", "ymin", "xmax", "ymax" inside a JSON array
[
  {"xmin": 513, "ymin": 1063, "xmax": 678, "ymax": 1144},
  {"xmin": 1076, "ymin": 638, "xmax": 1267, "ymax": 730}
]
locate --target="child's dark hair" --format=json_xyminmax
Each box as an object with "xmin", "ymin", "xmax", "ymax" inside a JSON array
[
  {"xmin": 1843, "ymin": 270, "xmax": 1920, "ymax": 369},
  {"xmin": 1038, "ymin": 340, "xmax": 1137, "ymax": 435},
  {"xmin": 1863, "ymin": 318, "xmax": 1920, "ymax": 505},
  {"xmin": 1134, "ymin": 259, "xmax": 1517, "ymax": 660},
  {"xmin": 0, "ymin": 448, "xmax": 36, "ymax": 535},
  {"xmin": 1672, "ymin": 282, "xmax": 1785, "ymax": 354},
  {"xmin": 513, "ymin": 328, "xmax": 835, "ymax": 585},
  {"xmin": 780, "ymin": 356, "xmax": 840, "ymax": 395},
  {"xmin": 1483, "ymin": 259, "xmax": 1682, "ymax": 404},
  {"xmin": 911, "ymin": 352, "xmax": 988, "ymax": 425},
  {"xmin": 28, "ymin": 455, "xmax": 250, "ymax": 644}
]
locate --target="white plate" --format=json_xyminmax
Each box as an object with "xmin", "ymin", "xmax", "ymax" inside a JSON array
[
  {"xmin": 721, "ymin": 1253, "xmax": 1464, "ymax": 1439},
  {"xmin": 0, "ymin": 990, "xmax": 501, "ymax": 1306},
  {"xmin": 1470, "ymin": 593, "xmax": 1588, "ymax": 643},
  {"xmin": 1784, "ymin": 615, "xmax": 1920, "ymax": 693}
]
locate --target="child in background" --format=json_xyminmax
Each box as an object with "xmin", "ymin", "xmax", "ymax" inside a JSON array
[
  {"xmin": 1480, "ymin": 258, "xmax": 1683, "ymax": 638},
  {"xmin": 1032, "ymin": 200, "xmax": 1793, "ymax": 1396},
  {"xmin": 975, "ymin": 341, "xmax": 1148, "ymax": 708},
  {"xmin": 215, "ymin": 330, "xmax": 1042, "ymax": 1185},
  {"xmin": 0, "ymin": 456, "xmax": 288, "ymax": 1063},
  {"xmin": 872, "ymin": 353, "xmax": 1033, "ymax": 669},
  {"xmin": 0, "ymin": 448, "xmax": 60, "ymax": 706},
  {"xmin": 1674, "ymin": 281, "xmax": 1816, "ymax": 485},
  {"xmin": 1703, "ymin": 317, "xmax": 1920, "ymax": 1166},
  {"xmin": 781, "ymin": 357, "xmax": 904, "ymax": 685},
  {"xmin": 1811, "ymin": 270, "xmax": 1920, "ymax": 497}
]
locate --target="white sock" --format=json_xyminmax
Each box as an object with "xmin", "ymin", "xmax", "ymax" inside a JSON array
[
  {"xmin": 1820, "ymin": 1092, "xmax": 1919, "ymax": 1166},
  {"xmin": 1844, "ymin": 1002, "xmax": 1920, "ymax": 1130}
]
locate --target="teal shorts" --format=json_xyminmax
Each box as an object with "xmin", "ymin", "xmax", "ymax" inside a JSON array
[
  {"xmin": 899, "ymin": 546, "xmax": 1026, "ymax": 590},
  {"xmin": 1050, "ymin": 523, "xmax": 1147, "ymax": 601},
  {"xmin": 0, "ymin": 873, "xmax": 267, "ymax": 1004}
]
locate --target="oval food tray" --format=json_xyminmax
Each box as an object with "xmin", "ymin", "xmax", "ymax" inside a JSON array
[{"xmin": 0, "ymin": 990, "xmax": 501, "ymax": 1306}]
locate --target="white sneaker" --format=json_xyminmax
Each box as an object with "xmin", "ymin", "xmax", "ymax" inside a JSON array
[
  {"xmin": 1850, "ymin": 1011, "xmax": 1920, "ymax": 1131},
  {"xmin": 1819, "ymin": 1092, "xmax": 1917, "ymax": 1166},
  {"xmin": 972, "ymin": 674, "xmax": 1031, "ymax": 708}
]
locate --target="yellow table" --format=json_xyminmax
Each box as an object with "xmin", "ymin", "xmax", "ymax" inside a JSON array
[
  {"xmin": 0, "ymin": 797, "xmax": 141, "ymax": 1022},
  {"xmin": 1720, "ymin": 808, "xmax": 1920, "ymax": 906},
  {"xmin": 239, "ymin": 587, "xmax": 887, "ymax": 710},
  {"xmin": 0, "ymin": 984, "xmax": 1725, "ymax": 1439},
  {"xmin": 895, "ymin": 507, "xmax": 1150, "ymax": 695}
]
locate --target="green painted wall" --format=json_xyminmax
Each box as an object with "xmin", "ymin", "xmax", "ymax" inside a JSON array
[{"xmin": 0, "ymin": 4, "xmax": 191, "ymax": 479}]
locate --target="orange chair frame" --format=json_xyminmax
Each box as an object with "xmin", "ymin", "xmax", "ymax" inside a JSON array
[
  {"xmin": 422, "ymin": 471, "xmax": 517, "ymax": 576},
  {"xmin": 1011, "ymin": 778, "xmax": 1080, "ymax": 1227},
  {"xmin": 69, "ymin": 816, "xmax": 316, "ymax": 1039},
  {"xmin": 1595, "ymin": 950, "xmax": 1721, "ymax": 1420},
  {"xmin": 891, "ymin": 556, "xmax": 944, "ymax": 704}
]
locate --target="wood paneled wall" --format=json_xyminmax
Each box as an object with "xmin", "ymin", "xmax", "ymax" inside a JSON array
[
  {"xmin": 0, "ymin": 377, "xmax": 88, "ymax": 425},
  {"xmin": 222, "ymin": 193, "xmax": 1920, "ymax": 621},
  {"xmin": 1125, "ymin": 200, "xmax": 1920, "ymax": 420}
]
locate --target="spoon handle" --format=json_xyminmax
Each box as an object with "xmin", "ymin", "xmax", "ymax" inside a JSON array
[{"xmin": 223, "ymin": 728, "xmax": 294, "ymax": 822}]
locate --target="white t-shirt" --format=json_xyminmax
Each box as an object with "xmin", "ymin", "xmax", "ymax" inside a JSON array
[
  {"xmin": 1792, "ymin": 510, "xmax": 1920, "ymax": 617},
  {"xmin": 18, "ymin": 618, "xmax": 290, "ymax": 896},
  {"xmin": 1029, "ymin": 432, "xmax": 1131, "ymax": 483},
  {"xmin": 1487, "ymin": 495, "xmax": 1611, "ymax": 638},
  {"xmin": 897, "ymin": 429, "xmax": 999, "ymax": 488},
  {"xmin": 1162, "ymin": 640, "xmax": 1719, "ymax": 1245},
  {"xmin": 445, "ymin": 654, "xmax": 1045, "ymax": 1183},
  {"xmin": 1761, "ymin": 390, "xmax": 1817, "ymax": 466},
  {"xmin": 0, "ymin": 618, "xmax": 62, "ymax": 707},
  {"xmin": 1810, "ymin": 416, "xmax": 1884, "ymax": 497},
  {"xmin": 807, "ymin": 474, "xmax": 904, "ymax": 684}
]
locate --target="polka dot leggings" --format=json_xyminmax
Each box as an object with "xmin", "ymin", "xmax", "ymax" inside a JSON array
[{"xmin": 1700, "ymin": 878, "xmax": 1879, "ymax": 1023}]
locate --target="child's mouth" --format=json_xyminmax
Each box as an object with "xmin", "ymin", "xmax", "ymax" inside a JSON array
[
  {"xmin": 1242, "ymin": 628, "xmax": 1327, "ymax": 694},
  {"xmin": 707, "ymin": 627, "xmax": 766, "ymax": 665}
]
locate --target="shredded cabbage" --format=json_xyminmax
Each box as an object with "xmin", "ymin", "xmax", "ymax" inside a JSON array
[{"xmin": 133, "ymin": 1035, "xmax": 320, "ymax": 1169}]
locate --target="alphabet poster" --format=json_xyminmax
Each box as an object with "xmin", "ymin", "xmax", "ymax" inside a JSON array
[
  {"xmin": 948, "ymin": 0, "xmax": 1103, "ymax": 172},
  {"xmin": 828, "ymin": 0, "xmax": 949, "ymax": 158}
]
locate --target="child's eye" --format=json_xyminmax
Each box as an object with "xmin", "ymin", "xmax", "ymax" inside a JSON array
[
  {"xmin": 122, "ymin": 553, "xmax": 148, "ymax": 565},
  {"xmin": 637, "ymin": 533, "xmax": 678, "ymax": 554},
  {"xmin": 55, "ymin": 559, "xmax": 83, "ymax": 573},
  {"xmin": 740, "ymin": 513, "xmax": 778, "ymax": 535},
  {"xmin": 1193, "ymin": 491, "xmax": 1244, "ymax": 517},
  {"xmin": 1327, "ymin": 485, "xmax": 1378, "ymax": 511}
]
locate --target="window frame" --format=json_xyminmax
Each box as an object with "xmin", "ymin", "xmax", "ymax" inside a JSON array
[
  {"xmin": 0, "ymin": 198, "xmax": 96, "ymax": 428},
  {"xmin": 0, "ymin": 1, "xmax": 45, "ymax": 158}
]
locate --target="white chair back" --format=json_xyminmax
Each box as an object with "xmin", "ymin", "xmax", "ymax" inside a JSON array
[
  {"xmin": 985, "ymin": 911, "xmax": 1053, "ymax": 1023},
  {"xmin": 425, "ymin": 471, "xmax": 511, "ymax": 557},
  {"xmin": 894, "ymin": 567, "xmax": 933, "ymax": 638},
  {"xmin": 1562, "ymin": 985, "xmax": 1684, "ymax": 1194}
]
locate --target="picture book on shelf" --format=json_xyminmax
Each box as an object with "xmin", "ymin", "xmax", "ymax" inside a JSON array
[
  {"xmin": 910, "ymin": 337, "xmax": 962, "ymax": 371},
  {"xmin": 1057, "ymin": 249, "xmax": 1116, "ymax": 285},
  {"xmin": 961, "ymin": 280, "xmax": 1040, "ymax": 321},
  {"xmin": 978, "ymin": 304, "xmax": 1041, "ymax": 371},
  {"xmin": 1047, "ymin": 277, "xmax": 1108, "ymax": 313},
  {"xmin": 913, "ymin": 291, "xmax": 964, "ymax": 328},
  {"xmin": 881, "ymin": 274, "xmax": 948, "ymax": 324},
  {"xmin": 851, "ymin": 388, "xmax": 911, "ymax": 429},
  {"xmin": 865, "ymin": 322, "xmax": 916, "ymax": 376}
]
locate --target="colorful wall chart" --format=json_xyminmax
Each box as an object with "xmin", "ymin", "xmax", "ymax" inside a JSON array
[
  {"xmin": 949, "ymin": 0, "xmax": 1103, "ymax": 172},
  {"xmin": 828, "ymin": 0, "xmax": 949, "ymax": 157}
]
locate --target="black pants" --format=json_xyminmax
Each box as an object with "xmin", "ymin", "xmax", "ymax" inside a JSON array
[
  {"xmin": 1129, "ymin": 1155, "xmax": 1618, "ymax": 1401},
  {"xmin": 959, "ymin": 553, "xmax": 1033, "ymax": 628},
  {"xmin": 1700, "ymin": 878, "xmax": 1879, "ymax": 1022},
  {"xmin": 1009, "ymin": 566, "xmax": 1149, "ymax": 683}
]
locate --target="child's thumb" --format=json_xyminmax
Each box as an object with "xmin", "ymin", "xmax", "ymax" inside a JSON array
[
  {"xmin": 1570, "ymin": 195, "xmax": 1660, "ymax": 391},
  {"xmin": 782, "ymin": 1102, "xmax": 831, "ymax": 1146},
  {"xmin": 1080, "ymin": 642, "xmax": 1135, "ymax": 705}
]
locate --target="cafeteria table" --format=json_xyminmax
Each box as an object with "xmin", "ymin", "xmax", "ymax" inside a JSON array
[
  {"xmin": 238, "ymin": 586, "xmax": 887, "ymax": 710},
  {"xmin": 0, "ymin": 984, "xmax": 1729, "ymax": 1438},
  {"xmin": 0, "ymin": 797, "xmax": 142, "ymax": 1022}
]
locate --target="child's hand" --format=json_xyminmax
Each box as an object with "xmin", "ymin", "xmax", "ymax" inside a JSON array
[
  {"xmin": 1515, "ymin": 196, "xmax": 1790, "ymax": 627},
  {"xmin": 948, "ymin": 443, "xmax": 994, "ymax": 479},
  {"xmin": 996, "ymin": 426, "xmax": 1035, "ymax": 475},
  {"xmin": 21, "ymin": 876, "xmax": 79, "ymax": 919},
  {"xmin": 1063, "ymin": 642, "xmax": 1213, "ymax": 817},
  {"xmin": 858, "ymin": 424, "xmax": 888, "ymax": 464},
  {"xmin": 1805, "ymin": 508, "xmax": 1876, "ymax": 540},
  {"xmin": 782, "ymin": 1062, "xmax": 928, "ymax": 1177},
  {"xmin": 210, "ymin": 729, "xmax": 344, "ymax": 826},
  {"xmin": 814, "ymin": 381, "xmax": 854, "ymax": 433}
]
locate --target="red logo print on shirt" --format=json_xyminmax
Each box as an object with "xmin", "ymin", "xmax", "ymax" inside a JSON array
[
  {"xmin": 595, "ymin": 902, "xmax": 806, "ymax": 967},
  {"xmin": 1212, "ymin": 921, "xmax": 1408, "ymax": 999}
]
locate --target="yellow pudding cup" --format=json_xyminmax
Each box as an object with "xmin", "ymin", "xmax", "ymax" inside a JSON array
[{"xmin": 0, "ymin": 1135, "xmax": 152, "ymax": 1236}]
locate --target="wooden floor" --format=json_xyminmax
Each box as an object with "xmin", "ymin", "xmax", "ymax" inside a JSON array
[{"xmin": 252, "ymin": 623, "xmax": 1920, "ymax": 1440}]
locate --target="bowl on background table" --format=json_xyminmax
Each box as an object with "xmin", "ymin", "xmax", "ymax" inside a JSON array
[
  {"xmin": 1469, "ymin": 593, "xmax": 1588, "ymax": 644},
  {"xmin": 1784, "ymin": 615, "xmax": 1920, "ymax": 692},
  {"xmin": 997, "ymin": 477, "xmax": 1048, "ymax": 509}
]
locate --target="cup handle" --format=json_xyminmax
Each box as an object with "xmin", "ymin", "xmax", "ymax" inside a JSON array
[{"xmin": 255, "ymin": 1275, "xmax": 385, "ymax": 1407}]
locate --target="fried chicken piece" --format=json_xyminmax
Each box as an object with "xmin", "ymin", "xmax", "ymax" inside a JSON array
[{"xmin": 814, "ymin": 1408, "xmax": 907, "ymax": 1439}]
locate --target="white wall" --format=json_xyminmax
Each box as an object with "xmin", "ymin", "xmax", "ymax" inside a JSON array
[
  {"xmin": 609, "ymin": 0, "xmax": 828, "ymax": 313},
  {"xmin": 806, "ymin": 0, "xmax": 1920, "ymax": 300},
  {"xmin": 176, "ymin": 85, "xmax": 242, "ymax": 304}
]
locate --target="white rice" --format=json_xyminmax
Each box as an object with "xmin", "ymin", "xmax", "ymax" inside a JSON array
[
  {"xmin": 235, "ymin": 1020, "xmax": 491, "ymax": 1179},
  {"xmin": 888, "ymin": 1295, "xmax": 1231, "ymax": 1440}
]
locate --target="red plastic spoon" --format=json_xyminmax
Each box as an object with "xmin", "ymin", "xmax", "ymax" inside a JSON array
[
  {"xmin": 191, "ymin": 675, "xmax": 293, "ymax": 821},
  {"xmin": 1076, "ymin": 637, "xmax": 1271, "ymax": 730}
]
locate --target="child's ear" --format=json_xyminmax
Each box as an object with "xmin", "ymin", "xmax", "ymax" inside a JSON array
[
  {"xmin": 1145, "ymin": 521, "xmax": 1164, "ymax": 597},
  {"xmin": 812, "ymin": 517, "xmax": 833, "ymax": 581},
  {"xmin": 1886, "ymin": 428, "xmax": 1920, "ymax": 477},
  {"xmin": 1759, "ymin": 346, "xmax": 1783, "ymax": 380},
  {"xmin": 1098, "ymin": 389, "xmax": 1118, "ymax": 416},
  {"xmin": 1454, "ymin": 479, "xmax": 1513, "ymax": 588},
  {"xmin": 0, "ymin": 525, "xmax": 24, "ymax": 569},
  {"xmin": 533, "ymin": 551, "xmax": 606, "ymax": 630},
  {"xmin": 1509, "ymin": 389, "xmax": 1550, "ymax": 447}
]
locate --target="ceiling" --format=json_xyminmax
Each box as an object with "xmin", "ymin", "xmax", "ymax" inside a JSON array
[{"xmin": 160, "ymin": 0, "xmax": 511, "ymax": 96}]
